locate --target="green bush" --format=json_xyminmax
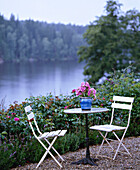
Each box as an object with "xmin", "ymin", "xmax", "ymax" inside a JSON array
[
  {"xmin": 0, "ymin": 67, "xmax": 139, "ymax": 169},
  {"xmin": 95, "ymin": 67, "xmax": 140, "ymax": 136}
]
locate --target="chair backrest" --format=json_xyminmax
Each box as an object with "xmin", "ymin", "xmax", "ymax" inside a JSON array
[
  {"xmin": 25, "ymin": 105, "xmax": 42, "ymax": 138},
  {"xmin": 110, "ymin": 96, "xmax": 134, "ymax": 127}
]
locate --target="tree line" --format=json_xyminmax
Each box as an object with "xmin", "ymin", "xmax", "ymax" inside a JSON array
[
  {"xmin": 0, "ymin": 0, "xmax": 139, "ymax": 84},
  {"xmin": 0, "ymin": 14, "xmax": 87, "ymax": 62}
]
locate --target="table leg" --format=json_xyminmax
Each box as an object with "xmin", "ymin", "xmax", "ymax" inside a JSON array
[{"xmin": 71, "ymin": 114, "xmax": 97, "ymax": 166}]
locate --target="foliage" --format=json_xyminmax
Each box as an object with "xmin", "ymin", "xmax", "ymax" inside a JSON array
[
  {"xmin": 0, "ymin": 68, "xmax": 139, "ymax": 169},
  {"xmin": 0, "ymin": 135, "xmax": 46, "ymax": 169},
  {"xmin": 78, "ymin": 0, "xmax": 140, "ymax": 83},
  {"xmin": 94, "ymin": 67, "xmax": 140, "ymax": 136},
  {"xmin": 0, "ymin": 14, "xmax": 86, "ymax": 62}
]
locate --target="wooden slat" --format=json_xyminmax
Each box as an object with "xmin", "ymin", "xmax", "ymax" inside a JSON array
[
  {"xmin": 111, "ymin": 103, "xmax": 132, "ymax": 110},
  {"xmin": 113, "ymin": 96, "xmax": 134, "ymax": 103}
]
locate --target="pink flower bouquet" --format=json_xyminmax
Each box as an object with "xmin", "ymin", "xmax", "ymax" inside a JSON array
[{"xmin": 72, "ymin": 82, "xmax": 96, "ymax": 99}]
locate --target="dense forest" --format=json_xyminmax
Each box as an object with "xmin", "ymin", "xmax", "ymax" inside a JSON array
[{"xmin": 0, "ymin": 14, "xmax": 87, "ymax": 62}]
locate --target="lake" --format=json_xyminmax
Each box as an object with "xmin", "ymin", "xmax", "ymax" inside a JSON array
[{"xmin": 0, "ymin": 60, "xmax": 85, "ymax": 108}]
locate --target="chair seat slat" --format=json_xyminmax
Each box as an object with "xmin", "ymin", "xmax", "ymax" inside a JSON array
[
  {"xmin": 38, "ymin": 132, "xmax": 49, "ymax": 139},
  {"xmin": 59, "ymin": 130, "xmax": 67, "ymax": 136},
  {"xmin": 90, "ymin": 125, "xmax": 126, "ymax": 132},
  {"xmin": 46, "ymin": 130, "xmax": 61, "ymax": 138}
]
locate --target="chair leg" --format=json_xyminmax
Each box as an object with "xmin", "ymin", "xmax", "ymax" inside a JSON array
[
  {"xmin": 98, "ymin": 131, "xmax": 114, "ymax": 152},
  {"xmin": 113, "ymin": 132, "xmax": 132, "ymax": 160},
  {"xmin": 44, "ymin": 138, "xmax": 64, "ymax": 161},
  {"xmin": 97, "ymin": 132, "xmax": 107, "ymax": 157},
  {"xmin": 36, "ymin": 136, "xmax": 62, "ymax": 168}
]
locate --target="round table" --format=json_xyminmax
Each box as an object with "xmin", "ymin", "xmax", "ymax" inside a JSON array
[{"xmin": 64, "ymin": 107, "xmax": 109, "ymax": 166}]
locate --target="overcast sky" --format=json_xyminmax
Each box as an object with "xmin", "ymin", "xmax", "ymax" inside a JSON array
[{"xmin": 0, "ymin": 0, "xmax": 140, "ymax": 25}]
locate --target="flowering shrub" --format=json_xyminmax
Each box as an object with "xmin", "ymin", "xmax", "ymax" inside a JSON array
[
  {"xmin": 72, "ymin": 82, "xmax": 96, "ymax": 99},
  {"xmin": 0, "ymin": 68, "xmax": 139, "ymax": 169}
]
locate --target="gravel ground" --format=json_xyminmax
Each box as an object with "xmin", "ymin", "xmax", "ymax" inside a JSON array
[{"xmin": 12, "ymin": 136, "xmax": 140, "ymax": 170}]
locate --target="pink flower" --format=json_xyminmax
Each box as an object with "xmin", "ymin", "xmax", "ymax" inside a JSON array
[
  {"xmin": 81, "ymin": 82, "xmax": 90, "ymax": 89},
  {"xmin": 88, "ymin": 90, "xmax": 91, "ymax": 96},
  {"xmin": 77, "ymin": 86, "xmax": 82, "ymax": 91},
  {"xmin": 101, "ymin": 104, "xmax": 103, "ymax": 106},
  {"xmin": 93, "ymin": 89, "xmax": 96, "ymax": 94},
  {"xmin": 64, "ymin": 106, "xmax": 67, "ymax": 109},
  {"xmin": 76, "ymin": 90, "xmax": 82, "ymax": 96},
  {"xmin": 81, "ymin": 82, "xmax": 85, "ymax": 87},
  {"xmin": 14, "ymin": 117, "xmax": 19, "ymax": 121},
  {"xmin": 88, "ymin": 88, "xmax": 96, "ymax": 97},
  {"xmin": 81, "ymin": 86, "xmax": 86, "ymax": 92},
  {"xmin": 103, "ymin": 97, "xmax": 105, "ymax": 100},
  {"xmin": 85, "ymin": 82, "xmax": 90, "ymax": 88},
  {"xmin": 75, "ymin": 82, "xmax": 96, "ymax": 99},
  {"xmin": 91, "ymin": 88, "xmax": 96, "ymax": 93},
  {"xmin": 72, "ymin": 89, "xmax": 76, "ymax": 93},
  {"xmin": 76, "ymin": 88, "xmax": 82, "ymax": 96},
  {"xmin": 12, "ymin": 113, "xmax": 16, "ymax": 116},
  {"xmin": 6, "ymin": 115, "xmax": 11, "ymax": 118}
]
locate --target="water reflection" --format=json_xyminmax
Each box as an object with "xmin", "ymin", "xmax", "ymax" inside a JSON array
[{"xmin": 0, "ymin": 61, "xmax": 85, "ymax": 107}]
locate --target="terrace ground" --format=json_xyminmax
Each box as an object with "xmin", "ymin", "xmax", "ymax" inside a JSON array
[{"xmin": 12, "ymin": 136, "xmax": 140, "ymax": 170}]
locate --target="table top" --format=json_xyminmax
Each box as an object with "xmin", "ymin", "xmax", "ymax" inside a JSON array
[{"xmin": 64, "ymin": 108, "xmax": 109, "ymax": 114}]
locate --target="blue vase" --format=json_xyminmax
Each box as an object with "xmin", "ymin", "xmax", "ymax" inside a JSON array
[{"xmin": 80, "ymin": 97, "xmax": 92, "ymax": 110}]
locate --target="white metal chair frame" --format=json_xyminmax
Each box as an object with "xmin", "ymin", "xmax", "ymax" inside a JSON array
[
  {"xmin": 90, "ymin": 96, "xmax": 134, "ymax": 160},
  {"xmin": 25, "ymin": 105, "xmax": 67, "ymax": 168}
]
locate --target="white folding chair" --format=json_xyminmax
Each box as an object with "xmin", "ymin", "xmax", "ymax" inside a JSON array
[
  {"xmin": 25, "ymin": 105, "xmax": 67, "ymax": 168},
  {"xmin": 90, "ymin": 96, "xmax": 134, "ymax": 160}
]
